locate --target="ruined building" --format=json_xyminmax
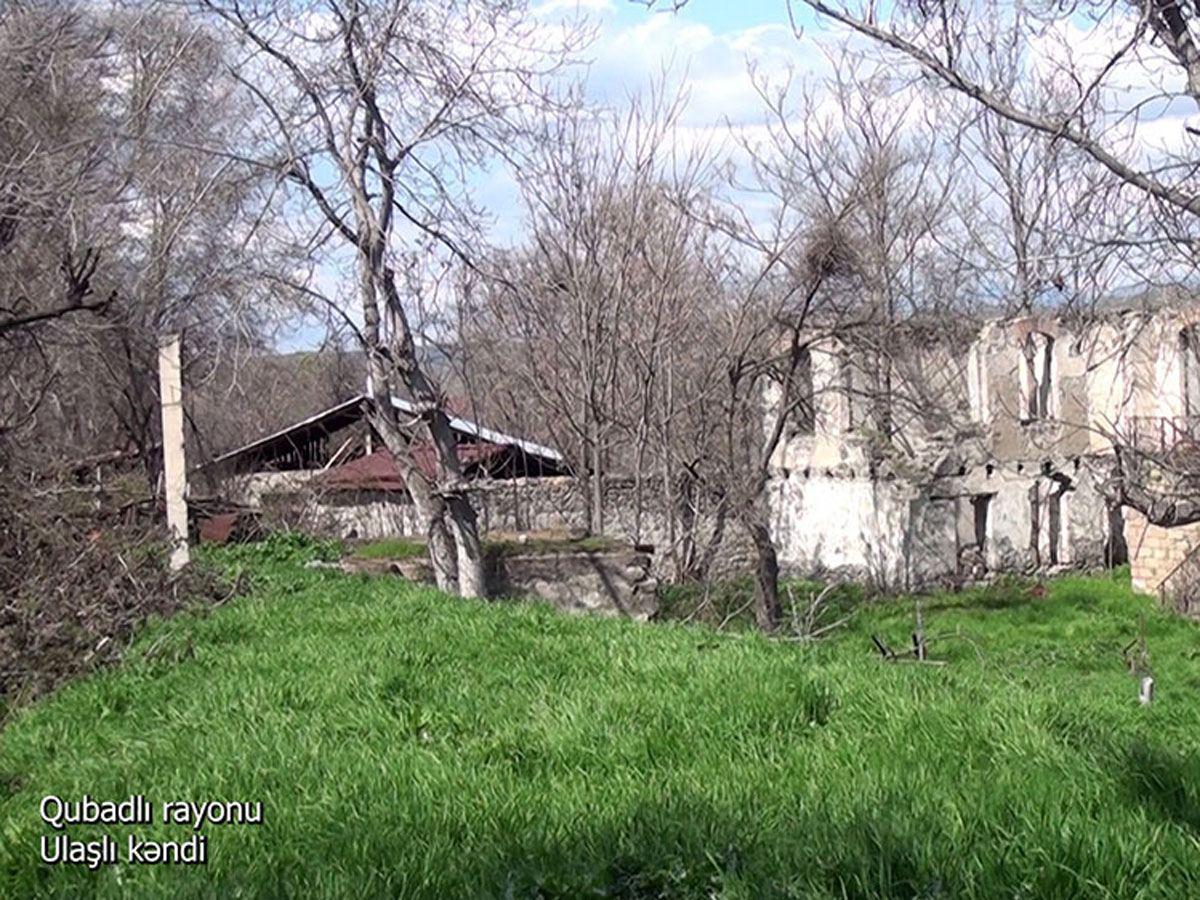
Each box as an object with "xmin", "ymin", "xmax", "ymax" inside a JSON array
[{"xmin": 767, "ymin": 305, "xmax": 1200, "ymax": 600}]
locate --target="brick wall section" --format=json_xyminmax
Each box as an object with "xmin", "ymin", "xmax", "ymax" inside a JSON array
[{"xmin": 1124, "ymin": 508, "xmax": 1200, "ymax": 593}]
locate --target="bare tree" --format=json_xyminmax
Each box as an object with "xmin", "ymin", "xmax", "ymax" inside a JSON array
[
  {"xmin": 642, "ymin": 0, "xmax": 1200, "ymax": 230},
  {"xmin": 0, "ymin": 3, "xmax": 118, "ymax": 439},
  {"xmin": 463, "ymin": 59, "xmax": 972, "ymax": 625},
  {"xmin": 1, "ymin": 2, "xmax": 277, "ymax": 491},
  {"xmin": 715, "ymin": 266, "xmax": 852, "ymax": 631},
  {"xmin": 641, "ymin": 2, "xmax": 1200, "ymax": 533},
  {"xmin": 98, "ymin": 8, "xmax": 274, "ymax": 487},
  {"xmin": 774, "ymin": 0, "xmax": 1200, "ymax": 527},
  {"xmin": 713, "ymin": 58, "xmax": 1007, "ymax": 622},
  {"xmin": 0, "ymin": 2, "xmax": 262, "ymax": 708},
  {"xmin": 460, "ymin": 84, "xmax": 727, "ymax": 556},
  {"xmin": 198, "ymin": 0, "xmax": 583, "ymax": 595}
]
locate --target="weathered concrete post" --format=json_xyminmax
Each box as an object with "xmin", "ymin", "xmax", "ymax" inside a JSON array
[
  {"xmin": 1139, "ymin": 675, "xmax": 1155, "ymax": 705},
  {"xmin": 159, "ymin": 333, "xmax": 190, "ymax": 571}
]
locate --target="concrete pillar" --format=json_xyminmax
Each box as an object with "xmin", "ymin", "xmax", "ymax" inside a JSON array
[{"xmin": 159, "ymin": 333, "xmax": 190, "ymax": 571}]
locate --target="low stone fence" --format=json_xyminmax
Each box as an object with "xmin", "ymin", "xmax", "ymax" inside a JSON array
[
  {"xmin": 341, "ymin": 547, "xmax": 658, "ymax": 620},
  {"xmin": 248, "ymin": 473, "xmax": 753, "ymax": 581}
]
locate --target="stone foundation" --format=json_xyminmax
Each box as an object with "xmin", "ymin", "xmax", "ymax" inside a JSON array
[
  {"xmin": 486, "ymin": 550, "xmax": 658, "ymax": 619},
  {"xmin": 342, "ymin": 548, "xmax": 658, "ymax": 620},
  {"xmin": 255, "ymin": 475, "xmax": 753, "ymax": 582}
]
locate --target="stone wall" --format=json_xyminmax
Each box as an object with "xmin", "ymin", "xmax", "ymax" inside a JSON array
[
  {"xmin": 342, "ymin": 548, "xmax": 658, "ymax": 620},
  {"xmin": 486, "ymin": 550, "xmax": 658, "ymax": 619},
  {"xmin": 260, "ymin": 474, "xmax": 754, "ymax": 581},
  {"xmin": 224, "ymin": 470, "xmax": 317, "ymax": 506}
]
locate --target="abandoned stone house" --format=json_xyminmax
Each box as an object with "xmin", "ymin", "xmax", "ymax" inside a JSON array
[
  {"xmin": 767, "ymin": 303, "xmax": 1200, "ymax": 598},
  {"xmin": 204, "ymin": 393, "xmax": 750, "ymax": 579},
  {"xmin": 208, "ymin": 302, "xmax": 1200, "ymax": 605}
]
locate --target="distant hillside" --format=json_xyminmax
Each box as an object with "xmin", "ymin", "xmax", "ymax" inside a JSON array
[{"xmin": 189, "ymin": 342, "xmax": 466, "ymax": 460}]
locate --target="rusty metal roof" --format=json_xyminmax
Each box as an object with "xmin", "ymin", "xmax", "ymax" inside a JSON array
[
  {"xmin": 206, "ymin": 394, "xmax": 566, "ymax": 472},
  {"xmin": 316, "ymin": 444, "xmax": 509, "ymax": 492}
]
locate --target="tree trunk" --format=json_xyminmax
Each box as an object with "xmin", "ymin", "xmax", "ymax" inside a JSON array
[
  {"xmin": 357, "ymin": 249, "xmax": 486, "ymax": 597},
  {"xmin": 590, "ymin": 424, "xmax": 604, "ymax": 535},
  {"xmin": 445, "ymin": 490, "xmax": 485, "ymax": 598},
  {"xmin": 695, "ymin": 489, "xmax": 727, "ymax": 584},
  {"xmin": 427, "ymin": 512, "xmax": 460, "ymax": 594},
  {"xmin": 745, "ymin": 511, "xmax": 783, "ymax": 632},
  {"xmin": 381, "ymin": 269, "xmax": 485, "ymax": 597},
  {"xmin": 384, "ymin": 274, "xmax": 487, "ymax": 600},
  {"xmin": 365, "ymin": 403, "xmax": 459, "ymax": 593}
]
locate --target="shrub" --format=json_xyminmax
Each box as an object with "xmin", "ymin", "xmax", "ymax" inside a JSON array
[
  {"xmin": 209, "ymin": 531, "xmax": 342, "ymax": 568},
  {"xmin": 657, "ymin": 576, "xmax": 866, "ymax": 633},
  {"xmin": 0, "ymin": 477, "xmax": 234, "ymax": 718}
]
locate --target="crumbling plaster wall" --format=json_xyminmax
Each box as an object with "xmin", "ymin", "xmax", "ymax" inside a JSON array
[
  {"xmin": 956, "ymin": 457, "xmax": 1113, "ymax": 569},
  {"xmin": 1122, "ymin": 308, "xmax": 1200, "ymax": 420},
  {"xmin": 1108, "ymin": 308, "xmax": 1200, "ymax": 601},
  {"xmin": 768, "ymin": 338, "xmax": 870, "ymax": 473},
  {"xmin": 767, "ymin": 312, "xmax": 1127, "ymax": 587},
  {"xmin": 769, "ymin": 472, "xmax": 911, "ymax": 588},
  {"xmin": 972, "ymin": 317, "xmax": 1093, "ymax": 460},
  {"xmin": 768, "ymin": 460, "xmax": 1112, "ymax": 590},
  {"xmin": 970, "ymin": 311, "xmax": 1200, "ymax": 455},
  {"xmin": 771, "ymin": 335, "xmax": 973, "ymax": 476}
]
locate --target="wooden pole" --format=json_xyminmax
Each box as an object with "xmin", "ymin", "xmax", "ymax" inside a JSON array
[{"xmin": 159, "ymin": 333, "xmax": 190, "ymax": 571}]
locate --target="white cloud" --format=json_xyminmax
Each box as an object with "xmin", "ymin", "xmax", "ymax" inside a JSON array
[
  {"xmin": 1024, "ymin": 11, "xmax": 1194, "ymax": 162},
  {"xmin": 1028, "ymin": 13, "xmax": 1181, "ymax": 95},
  {"xmin": 573, "ymin": 9, "xmax": 837, "ymax": 186},
  {"xmin": 532, "ymin": 0, "xmax": 614, "ymax": 17}
]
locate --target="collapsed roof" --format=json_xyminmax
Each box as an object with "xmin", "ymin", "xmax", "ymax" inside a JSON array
[{"xmin": 204, "ymin": 394, "xmax": 569, "ymax": 486}]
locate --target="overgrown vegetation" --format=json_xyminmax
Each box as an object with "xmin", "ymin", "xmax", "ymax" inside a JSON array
[
  {"xmin": 212, "ymin": 532, "xmax": 343, "ymax": 569},
  {"xmin": 0, "ymin": 479, "xmax": 235, "ymax": 720},
  {"xmin": 657, "ymin": 576, "xmax": 867, "ymax": 633},
  {"xmin": 1, "ymin": 554, "xmax": 1197, "ymax": 898},
  {"xmin": 350, "ymin": 537, "xmax": 429, "ymax": 560}
]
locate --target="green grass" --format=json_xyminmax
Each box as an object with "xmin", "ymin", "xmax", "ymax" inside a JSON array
[
  {"xmin": 1, "ymin": 553, "xmax": 1199, "ymax": 898},
  {"xmin": 350, "ymin": 536, "xmax": 428, "ymax": 560},
  {"xmin": 657, "ymin": 576, "xmax": 868, "ymax": 629},
  {"xmin": 351, "ymin": 534, "xmax": 621, "ymax": 561}
]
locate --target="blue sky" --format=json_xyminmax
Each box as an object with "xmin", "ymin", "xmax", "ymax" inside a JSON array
[
  {"xmin": 467, "ymin": 0, "xmax": 833, "ymax": 244},
  {"xmin": 272, "ymin": 0, "xmax": 1195, "ymax": 351},
  {"xmin": 604, "ymin": 0, "xmax": 804, "ymax": 32},
  {"xmin": 278, "ymin": 0, "xmax": 830, "ymax": 350},
  {"xmin": 571, "ymin": 0, "xmax": 822, "ymax": 120}
]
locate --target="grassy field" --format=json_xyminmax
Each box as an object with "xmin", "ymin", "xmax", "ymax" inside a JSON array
[{"xmin": 1, "ymin": 542, "xmax": 1198, "ymax": 898}]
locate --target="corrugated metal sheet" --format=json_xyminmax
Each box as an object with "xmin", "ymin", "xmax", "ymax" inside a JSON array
[
  {"xmin": 206, "ymin": 394, "xmax": 567, "ymax": 474},
  {"xmin": 317, "ymin": 444, "xmax": 508, "ymax": 492}
]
